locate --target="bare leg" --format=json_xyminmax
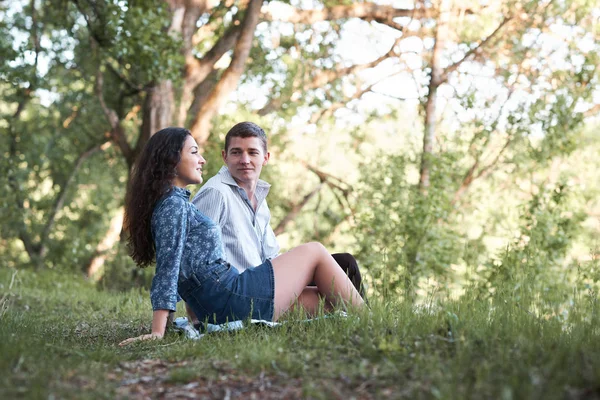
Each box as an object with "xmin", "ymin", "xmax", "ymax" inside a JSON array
[
  {"xmin": 271, "ymin": 242, "xmax": 364, "ymax": 320},
  {"xmin": 286, "ymin": 287, "xmax": 335, "ymax": 317},
  {"xmin": 185, "ymin": 302, "xmax": 199, "ymax": 327}
]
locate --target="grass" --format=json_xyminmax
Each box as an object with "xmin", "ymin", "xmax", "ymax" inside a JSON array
[{"xmin": 1, "ymin": 267, "xmax": 599, "ymax": 399}]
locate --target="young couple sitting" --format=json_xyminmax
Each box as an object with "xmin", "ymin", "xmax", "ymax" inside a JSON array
[{"xmin": 120, "ymin": 123, "xmax": 366, "ymax": 346}]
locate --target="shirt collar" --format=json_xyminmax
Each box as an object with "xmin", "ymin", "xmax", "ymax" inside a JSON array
[
  {"xmin": 218, "ymin": 165, "xmax": 271, "ymax": 190},
  {"xmin": 170, "ymin": 186, "xmax": 191, "ymax": 199}
]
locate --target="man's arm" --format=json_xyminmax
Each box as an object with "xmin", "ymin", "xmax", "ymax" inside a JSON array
[
  {"xmin": 192, "ymin": 187, "xmax": 226, "ymax": 226},
  {"xmin": 262, "ymin": 203, "xmax": 280, "ymax": 260},
  {"xmin": 263, "ymin": 223, "xmax": 280, "ymax": 260},
  {"xmin": 189, "ymin": 188, "xmax": 225, "ymax": 323}
]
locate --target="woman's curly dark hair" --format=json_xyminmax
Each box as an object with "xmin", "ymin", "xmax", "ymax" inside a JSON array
[{"xmin": 124, "ymin": 127, "xmax": 191, "ymax": 267}]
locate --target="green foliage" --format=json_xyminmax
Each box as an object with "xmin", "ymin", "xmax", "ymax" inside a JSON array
[
  {"xmin": 100, "ymin": 241, "xmax": 155, "ymax": 291},
  {"xmin": 529, "ymin": 95, "xmax": 584, "ymax": 162},
  {"xmin": 354, "ymin": 152, "xmax": 467, "ymax": 301},
  {"xmin": 0, "ymin": 0, "xmax": 185, "ymax": 271},
  {"xmin": 71, "ymin": 0, "xmax": 184, "ymax": 83},
  {"xmin": 481, "ymin": 182, "xmax": 587, "ymax": 297}
]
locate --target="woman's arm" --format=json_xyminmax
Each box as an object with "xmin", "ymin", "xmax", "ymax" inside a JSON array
[
  {"xmin": 118, "ymin": 309, "xmax": 170, "ymax": 346},
  {"xmin": 119, "ymin": 196, "xmax": 188, "ymax": 346},
  {"xmin": 150, "ymin": 197, "xmax": 188, "ymax": 313}
]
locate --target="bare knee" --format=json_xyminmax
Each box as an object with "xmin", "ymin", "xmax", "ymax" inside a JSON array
[{"xmin": 306, "ymin": 241, "xmax": 327, "ymax": 255}]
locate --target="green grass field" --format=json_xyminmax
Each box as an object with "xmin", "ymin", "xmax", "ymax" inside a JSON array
[{"xmin": 1, "ymin": 267, "xmax": 598, "ymax": 399}]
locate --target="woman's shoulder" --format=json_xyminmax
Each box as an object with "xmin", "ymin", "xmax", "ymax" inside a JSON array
[{"xmin": 153, "ymin": 188, "xmax": 192, "ymax": 218}]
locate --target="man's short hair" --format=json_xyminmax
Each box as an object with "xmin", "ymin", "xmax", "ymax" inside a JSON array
[{"xmin": 224, "ymin": 122, "xmax": 268, "ymax": 154}]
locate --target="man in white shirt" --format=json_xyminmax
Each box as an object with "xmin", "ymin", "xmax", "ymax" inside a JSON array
[{"xmin": 192, "ymin": 122, "xmax": 364, "ymax": 300}]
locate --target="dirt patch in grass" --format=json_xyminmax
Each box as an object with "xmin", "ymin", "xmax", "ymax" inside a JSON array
[{"xmin": 108, "ymin": 358, "xmax": 383, "ymax": 399}]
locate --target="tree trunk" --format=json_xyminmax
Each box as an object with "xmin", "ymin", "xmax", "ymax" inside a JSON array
[
  {"xmin": 408, "ymin": 0, "xmax": 452, "ymax": 300},
  {"xmin": 138, "ymin": 80, "xmax": 175, "ymax": 154},
  {"xmin": 418, "ymin": 0, "xmax": 451, "ymax": 194},
  {"xmin": 86, "ymin": 1, "xmax": 194, "ymax": 277},
  {"xmin": 86, "ymin": 207, "xmax": 125, "ymax": 280}
]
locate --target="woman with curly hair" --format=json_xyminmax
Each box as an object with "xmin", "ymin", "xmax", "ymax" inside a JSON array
[{"xmin": 119, "ymin": 127, "xmax": 363, "ymax": 345}]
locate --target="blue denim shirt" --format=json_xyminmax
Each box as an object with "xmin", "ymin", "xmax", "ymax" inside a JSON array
[{"xmin": 150, "ymin": 186, "xmax": 226, "ymax": 311}]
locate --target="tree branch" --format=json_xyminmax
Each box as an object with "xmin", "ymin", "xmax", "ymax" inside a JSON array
[
  {"xmin": 584, "ymin": 103, "xmax": 600, "ymax": 118},
  {"xmin": 450, "ymin": 61, "xmax": 525, "ymax": 206},
  {"xmin": 273, "ymin": 182, "xmax": 324, "ymax": 235},
  {"xmin": 259, "ymin": 36, "xmax": 402, "ymax": 116},
  {"xmin": 262, "ymin": 2, "xmax": 479, "ymax": 31},
  {"xmin": 189, "ymin": 0, "xmax": 264, "ymax": 145},
  {"xmin": 451, "ymin": 123, "xmax": 514, "ymax": 207},
  {"xmin": 310, "ymin": 69, "xmax": 405, "ymax": 124},
  {"xmin": 40, "ymin": 141, "xmax": 112, "ymax": 249},
  {"xmin": 440, "ymin": 15, "xmax": 512, "ymax": 83},
  {"xmin": 177, "ymin": 0, "xmax": 212, "ymax": 55},
  {"xmin": 263, "ymin": 3, "xmax": 424, "ymax": 25},
  {"xmin": 301, "ymin": 161, "xmax": 354, "ymax": 213},
  {"xmin": 185, "ymin": 69, "xmax": 219, "ymax": 125},
  {"xmin": 95, "ymin": 64, "xmax": 133, "ymax": 163},
  {"xmin": 105, "ymin": 60, "xmax": 145, "ymax": 93},
  {"xmin": 178, "ymin": 22, "xmax": 242, "ymax": 125},
  {"xmin": 273, "ymin": 161, "xmax": 355, "ymax": 235},
  {"xmin": 190, "ymin": 22, "xmax": 242, "ymax": 83}
]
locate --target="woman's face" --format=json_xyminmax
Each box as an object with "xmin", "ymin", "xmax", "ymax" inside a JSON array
[{"xmin": 173, "ymin": 136, "xmax": 206, "ymax": 188}]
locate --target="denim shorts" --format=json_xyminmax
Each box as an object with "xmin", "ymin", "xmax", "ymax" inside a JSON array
[{"xmin": 178, "ymin": 259, "xmax": 275, "ymax": 325}]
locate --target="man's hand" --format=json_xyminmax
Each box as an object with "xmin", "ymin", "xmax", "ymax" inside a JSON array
[{"xmin": 118, "ymin": 332, "xmax": 163, "ymax": 347}]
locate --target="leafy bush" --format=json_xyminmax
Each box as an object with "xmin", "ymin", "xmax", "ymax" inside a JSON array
[{"xmin": 354, "ymin": 153, "xmax": 469, "ymax": 301}]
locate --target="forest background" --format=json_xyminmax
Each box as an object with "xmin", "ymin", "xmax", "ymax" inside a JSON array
[{"xmin": 1, "ymin": 0, "xmax": 599, "ymax": 303}]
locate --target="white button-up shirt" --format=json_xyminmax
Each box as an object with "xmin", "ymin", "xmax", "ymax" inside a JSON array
[{"xmin": 192, "ymin": 166, "xmax": 280, "ymax": 272}]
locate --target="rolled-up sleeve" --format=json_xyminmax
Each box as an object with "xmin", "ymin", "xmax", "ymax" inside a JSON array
[{"xmin": 150, "ymin": 197, "xmax": 188, "ymax": 311}]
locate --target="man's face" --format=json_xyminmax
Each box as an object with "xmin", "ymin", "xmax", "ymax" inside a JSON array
[{"xmin": 222, "ymin": 136, "xmax": 270, "ymax": 186}]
